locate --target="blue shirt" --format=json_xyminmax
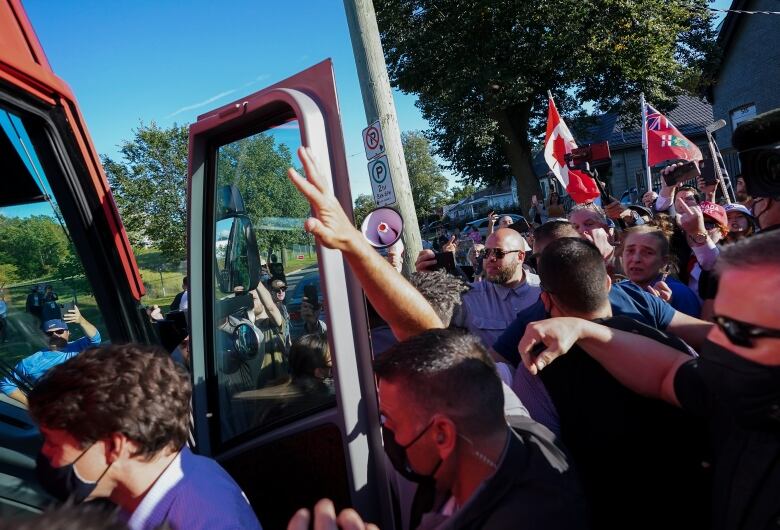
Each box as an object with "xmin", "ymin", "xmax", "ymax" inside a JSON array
[
  {"xmin": 451, "ymin": 272, "xmax": 541, "ymax": 349},
  {"xmin": 493, "ymin": 282, "xmax": 676, "ymax": 368},
  {"xmin": 127, "ymin": 445, "xmax": 262, "ymax": 530},
  {"xmin": 0, "ymin": 332, "xmax": 101, "ymax": 395},
  {"xmin": 654, "ymin": 277, "xmax": 701, "ymax": 318}
]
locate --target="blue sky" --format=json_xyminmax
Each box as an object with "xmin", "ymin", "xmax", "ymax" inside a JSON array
[
  {"xmin": 21, "ymin": 0, "xmax": 437, "ymax": 204},
  {"xmin": 17, "ymin": 0, "xmax": 732, "ymax": 216}
]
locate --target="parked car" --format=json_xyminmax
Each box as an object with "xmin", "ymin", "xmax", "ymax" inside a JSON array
[{"xmin": 465, "ymin": 213, "xmax": 527, "ymax": 239}]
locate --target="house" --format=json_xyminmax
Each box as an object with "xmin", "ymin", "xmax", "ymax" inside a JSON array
[
  {"xmin": 533, "ymin": 96, "xmax": 714, "ymax": 200},
  {"xmin": 442, "ymin": 180, "xmax": 518, "ymax": 223},
  {"xmin": 708, "ymin": 0, "xmax": 780, "ymax": 177}
]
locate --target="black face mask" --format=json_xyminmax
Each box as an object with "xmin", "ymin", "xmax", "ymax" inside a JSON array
[
  {"xmin": 697, "ymin": 340, "xmax": 780, "ymax": 432},
  {"xmin": 36, "ymin": 446, "xmax": 111, "ymax": 503},
  {"xmin": 382, "ymin": 421, "xmax": 442, "ymax": 483}
]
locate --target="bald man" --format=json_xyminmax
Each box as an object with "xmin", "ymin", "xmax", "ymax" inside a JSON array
[{"xmin": 417, "ymin": 228, "xmax": 540, "ymax": 349}]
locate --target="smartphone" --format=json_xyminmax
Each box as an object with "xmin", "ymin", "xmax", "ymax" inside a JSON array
[
  {"xmin": 663, "ymin": 161, "xmax": 700, "ymax": 187},
  {"xmin": 700, "ymin": 158, "xmax": 718, "ymax": 186},
  {"xmin": 433, "ymin": 251, "xmax": 458, "ymax": 276},
  {"xmin": 61, "ymin": 301, "xmax": 75, "ymax": 313},
  {"xmin": 303, "ymin": 284, "xmax": 320, "ymax": 310}
]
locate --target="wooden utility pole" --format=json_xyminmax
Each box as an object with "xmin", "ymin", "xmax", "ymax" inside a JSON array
[{"xmin": 343, "ymin": 0, "xmax": 422, "ymax": 276}]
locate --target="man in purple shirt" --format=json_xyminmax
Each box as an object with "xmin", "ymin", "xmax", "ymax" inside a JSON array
[{"xmin": 417, "ymin": 228, "xmax": 540, "ymax": 350}]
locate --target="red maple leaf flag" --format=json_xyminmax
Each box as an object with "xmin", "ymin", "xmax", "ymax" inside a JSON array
[
  {"xmin": 644, "ymin": 103, "xmax": 703, "ymax": 166},
  {"xmin": 543, "ymin": 96, "xmax": 599, "ymax": 204}
]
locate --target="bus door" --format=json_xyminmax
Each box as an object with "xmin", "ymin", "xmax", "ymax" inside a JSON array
[{"xmin": 187, "ymin": 60, "xmax": 394, "ymax": 529}]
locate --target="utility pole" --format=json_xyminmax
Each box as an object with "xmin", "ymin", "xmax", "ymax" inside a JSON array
[{"xmin": 343, "ymin": 0, "xmax": 422, "ymax": 276}]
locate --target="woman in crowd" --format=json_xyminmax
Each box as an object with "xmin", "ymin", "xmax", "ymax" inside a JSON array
[{"xmin": 621, "ymin": 225, "xmax": 702, "ymax": 317}]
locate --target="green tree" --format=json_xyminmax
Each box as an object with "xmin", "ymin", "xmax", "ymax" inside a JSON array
[
  {"xmin": 402, "ymin": 131, "xmax": 449, "ymax": 219},
  {"xmin": 352, "ymin": 194, "xmax": 377, "ymax": 229},
  {"xmin": 0, "ymin": 215, "xmax": 68, "ymax": 278},
  {"xmin": 103, "ymin": 122, "xmax": 189, "ymax": 262},
  {"xmin": 450, "ymin": 183, "xmax": 478, "ymax": 203},
  {"xmin": 375, "ymin": 0, "xmax": 717, "ymax": 211},
  {"xmin": 215, "ymin": 132, "xmax": 312, "ymax": 258}
]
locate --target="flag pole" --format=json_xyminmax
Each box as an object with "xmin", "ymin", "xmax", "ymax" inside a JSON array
[{"xmin": 640, "ymin": 93, "xmax": 652, "ymax": 193}]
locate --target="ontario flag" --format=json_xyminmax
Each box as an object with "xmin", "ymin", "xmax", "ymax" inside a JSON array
[
  {"xmin": 644, "ymin": 103, "xmax": 703, "ymax": 166},
  {"xmin": 543, "ymin": 96, "xmax": 599, "ymax": 204}
]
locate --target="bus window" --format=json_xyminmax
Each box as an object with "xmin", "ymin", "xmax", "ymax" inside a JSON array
[
  {"xmin": 210, "ymin": 119, "xmax": 335, "ymax": 443},
  {"xmin": 0, "ymin": 107, "xmax": 109, "ymax": 406}
]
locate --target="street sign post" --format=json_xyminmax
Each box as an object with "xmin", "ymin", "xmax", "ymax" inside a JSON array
[{"xmin": 368, "ymin": 155, "xmax": 396, "ymax": 206}]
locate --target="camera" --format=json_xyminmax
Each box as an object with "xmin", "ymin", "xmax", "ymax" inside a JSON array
[
  {"xmin": 564, "ymin": 141, "xmax": 612, "ymax": 172},
  {"xmin": 740, "ymin": 144, "xmax": 780, "ymax": 198}
]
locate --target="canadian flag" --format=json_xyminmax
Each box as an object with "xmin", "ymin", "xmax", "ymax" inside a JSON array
[{"xmin": 543, "ymin": 96, "xmax": 600, "ymax": 204}]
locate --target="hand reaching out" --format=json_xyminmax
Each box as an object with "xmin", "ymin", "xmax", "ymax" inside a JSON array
[
  {"xmin": 287, "ymin": 499, "xmax": 380, "ymax": 530},
  {"xmin": 288, "ymin": 147, "xmax": 361, "ymax": 252}
]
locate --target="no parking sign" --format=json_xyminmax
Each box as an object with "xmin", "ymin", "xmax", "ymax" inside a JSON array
[{"xmin": 362, "ymin": 120, "xmax": 385, "ymax": 159}]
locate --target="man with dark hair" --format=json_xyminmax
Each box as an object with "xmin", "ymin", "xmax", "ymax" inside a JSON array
[
  {"xmin": 0, "ymin": 307, "xmax": 100, "ymax": 405},
  {"xmin": 375, "ymin": 328, "xmax": 587, "ymax": 530},
  {"xmin": 407, "ymin": 270, "xmax": 470, "ymax": 327},
  {"xmin": 170, "ymin": 276, "xmax": 188, "ymax": 311},
  {"xmin": 520, "ymin": 229, "xmax": 780, "ymax": 530},
  {"xmin": 519, "ymin": 238, "xmax": 710, "ymax": 530},
  {"xmin": 29, "ymin": 344, "xmax": 262, "ymax": 530},
  {"xmin": 733, "ymin": 108, "xmax": 780, "ymax": 231}
]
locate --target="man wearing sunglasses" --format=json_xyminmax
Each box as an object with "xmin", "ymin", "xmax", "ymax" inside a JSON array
[
  {"xmin": 416, "ymin": 228, "xmax": 540, "ymax": 358},
  {"xmin": 0, "ymin": 306, "xmax": 100, "ymax": 405},
  {"xmin": 518, "ymin": 229, "xmax": 780, "ymax": 530}
]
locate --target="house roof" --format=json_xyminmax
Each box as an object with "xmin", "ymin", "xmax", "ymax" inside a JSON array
[{"xmin": 532, "ymin": 95, "xmax": 714, "ymax": 177}]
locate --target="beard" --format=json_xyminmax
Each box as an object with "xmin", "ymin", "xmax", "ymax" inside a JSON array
[
  {"xmin": 48, "ymin": 335, "xmax": 68, "ymax": 350},
  {"xmin": 487, "ymin": 261, "xmax": 519, "ymax": 284}
]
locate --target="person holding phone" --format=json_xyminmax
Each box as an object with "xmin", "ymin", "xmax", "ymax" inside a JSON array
[{"xmin": 0, "ymin": 306, "xmax": 101, "ymax": 405}]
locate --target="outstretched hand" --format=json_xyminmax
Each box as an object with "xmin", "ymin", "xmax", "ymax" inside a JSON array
[
  {"xmin": 63, "ymin": 306, "xmax": 83, "ymax": 325},
  {"xmin": 518, "ymin": 318, "xmax": 583, "ymax": 375},
  {"xmin": 287, "ymin": 499, "xmax": 380, "ymax": 530},
  {"xmin": 644, "ymin": 281, "xmax": 672, "ymax": 302},
  {"xmin": 288, "ymin": 147, "xmax": 361, "ymax": 252},
  {"xmin": 674, "ymin": 195, "xmax": 706, "ymax": 236}
]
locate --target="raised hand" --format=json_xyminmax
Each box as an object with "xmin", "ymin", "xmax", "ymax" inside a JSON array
[
  {"xmin": 287, "ymin": 146, "xmax": 360, "ymax": 252},
  {"xmin": 63, "ymin": 305, "xmax": 83, "ymax": 324},
  {"xmin": 674, "ymin": 195, "xmax": 706, "ymax": 236},
  {"xmin": 645, "ymin": 281, "xmax": 672, "ymax": 302},
  {"xmin": 287, "ymin": 498, "xmax": 380, "ymax": 530}
]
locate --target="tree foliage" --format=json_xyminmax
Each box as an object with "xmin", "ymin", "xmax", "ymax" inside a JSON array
[
  {"xmin": 375, "ymin": 0, "xmax": 718, "ymax": 210},
  {"xmin": 215, "ymin": 132, "xmax": 312, "ymax": 253},
  {"xmin": 352, "ymin": 194, "xmax": 377, "ymax": 229},
  {"xmin": 103, "ymin": 122, "xmax": 189, "ymax": 262},
  {"xmin": 402, "ymin": 131, "xmax": 449, "ymax": 219},
  {"xmin": 450, "ymin": 183, "xmax": 478, "ymax": 203},
  {"xmin": 0, "ymin": 215, "xmax": 69, "ymax": 279}
]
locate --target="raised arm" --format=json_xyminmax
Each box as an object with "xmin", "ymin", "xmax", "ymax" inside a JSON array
[
  {"xmin": 64, "ymin": 306, "xmax": 99, "ymax": 341},
  {"xmin": 518, "ymin": 317, "xmax": 689, "ymax": 406},
  {"xmin": 254, "ymin": 281, "xmax": 283, "ymax": 328},
  {"xmin": 287, "ymin": 147, "xmax": 442, "ymax": 340}
]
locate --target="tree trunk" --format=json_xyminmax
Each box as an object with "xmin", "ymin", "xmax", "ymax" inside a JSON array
[{"xmin": 494, "ymin": 105, "xmax": 542, "ymax": 219}]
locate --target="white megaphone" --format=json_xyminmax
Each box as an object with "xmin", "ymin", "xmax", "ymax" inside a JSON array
[{"xmin": 360, "ymin": 207, "xmax": 404, "ymax": 249}]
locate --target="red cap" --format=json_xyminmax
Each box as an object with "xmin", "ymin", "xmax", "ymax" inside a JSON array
[{"xmin": 699, "ymin": 201, "xmax": 728, "ymax": 227}]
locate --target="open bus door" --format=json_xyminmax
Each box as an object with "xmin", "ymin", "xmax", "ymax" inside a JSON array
[
  {"xmin": 187, "ymin": 60, "xmax": 395, "ymax": 529},
  {"xmin": 0, "ymin": 0, "xmax": 158, "ymax": 517}
]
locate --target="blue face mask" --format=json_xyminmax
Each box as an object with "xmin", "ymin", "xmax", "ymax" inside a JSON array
[{"xmin": 36, "ymin": 445, "xmax": 111, "ymax": 503}]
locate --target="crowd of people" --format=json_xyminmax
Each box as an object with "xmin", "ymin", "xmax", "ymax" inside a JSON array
[{"xmin": 4, "ymin": 108, "xmax": 778, "ymax": 529}]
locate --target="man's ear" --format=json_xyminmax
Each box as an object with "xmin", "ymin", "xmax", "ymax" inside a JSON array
[
  {"xmin": 105, "ymin": 433, "xmax": 134, "ymax": 463},
  {"xmin": 605, "ymin": 274, "xmax": 612, "ymax": 292},
  {"xmin": 432, "ymin": 416, "xmax": 457, "ymax": 459},
  {"xmin": 541, "ymin": 291, "xmax": 553, "ymax": 313}
]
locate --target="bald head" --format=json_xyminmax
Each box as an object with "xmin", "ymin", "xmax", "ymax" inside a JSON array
[
  {"xmin": 487, "ymin": 227, "xmax": 524, "ymax": 250},
  {"xmin": 484, "ymin": 228, "xmax": 526, "ymax": 285}
]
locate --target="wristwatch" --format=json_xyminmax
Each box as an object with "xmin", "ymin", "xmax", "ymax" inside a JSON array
[{"xmin": 688, "ymin": 232, "xmax": 708, "ymax": 246}]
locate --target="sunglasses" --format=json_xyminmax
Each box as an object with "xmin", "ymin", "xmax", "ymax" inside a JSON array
[
  {"xmin": 46, "ymin": 329, "xmax": 67, "ymax": 336},
  {"xmin": 273, "ymin": 287, "xmax": 287, "ymax": 293},
  {"xmin": 484, "ymin": 248, "xmax": 522, "ymax": 259},
  {"xmin": 713, "ymin": 314, "xmax": 780, "ymax": 348},
  {"xmin": 704, "ymin": 221, "xmax": 719, "ymax": 231}
]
